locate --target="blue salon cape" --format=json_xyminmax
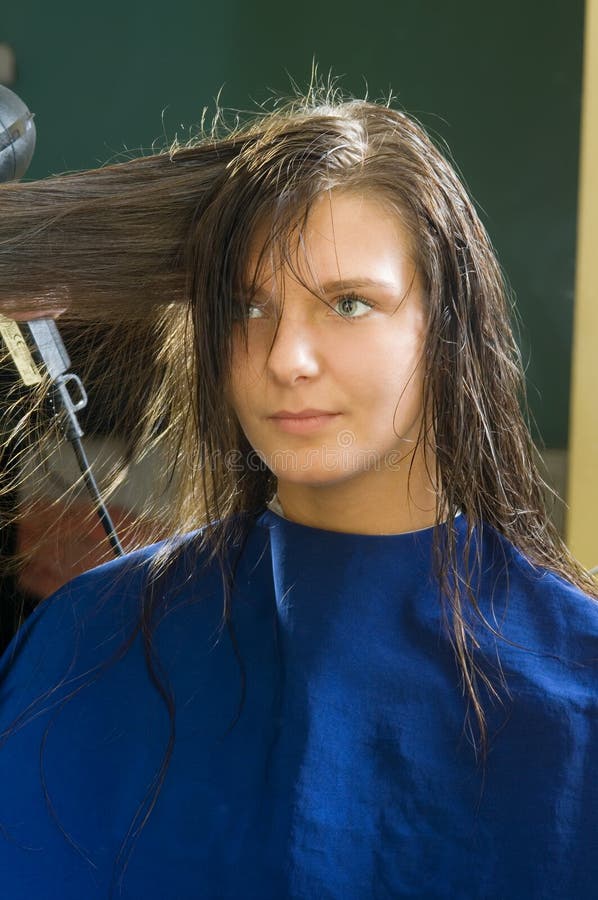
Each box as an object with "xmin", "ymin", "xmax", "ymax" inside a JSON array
[{"xmin": 0, "ymin": 509, "xmax": 596, "ymax": 899}]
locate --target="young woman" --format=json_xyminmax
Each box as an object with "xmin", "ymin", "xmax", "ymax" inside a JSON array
[{"xmin": 0, "ymin": 88, "xmax": 596, "ymax": 899}]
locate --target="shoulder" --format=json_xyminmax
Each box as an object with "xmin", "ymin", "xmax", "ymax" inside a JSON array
[
  {"xmin": 0, "ymin": 532, "xmax": 218, "ymax": 717},
  {"xmin": 3, "ymin": 534, "xmax": 191, "ymax": 646},
  {"xmin": 478, "ymin": 522, "xmax": 598, "ymax": 631},
  {"xmin": 0, "ymin": 514, "xmax": 273, "ymax": 697},
  {"xmin": 468, "ymin": 521, "xmax": 598, "ymax": 694}
]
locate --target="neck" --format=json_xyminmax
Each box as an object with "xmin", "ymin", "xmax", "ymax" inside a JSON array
[{"xmin": 276, "ymin": 446, "xmax": 441, "ymax": 535}]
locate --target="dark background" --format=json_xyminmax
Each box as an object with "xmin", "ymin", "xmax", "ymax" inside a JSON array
[{"xmin": 2, "ymin": 0, "xmax": 585, "ymax": 447}]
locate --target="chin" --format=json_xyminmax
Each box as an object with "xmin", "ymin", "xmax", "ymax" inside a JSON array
[{"xmin": 273, "ymin": 466, "xmax": 366, "ymax": 489}]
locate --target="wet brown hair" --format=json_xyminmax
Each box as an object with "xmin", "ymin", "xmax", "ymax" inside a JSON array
[{"xmin": 1, "ymin": 82, "xmax": 596, "ymax": 884}]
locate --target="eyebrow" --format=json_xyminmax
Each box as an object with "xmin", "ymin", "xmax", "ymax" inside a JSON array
[
  {"xmin": 319, "ymin": 278, "xmax": 399, "ymax": 294},
  {"xmin": 249, "ymin": 277, "xmax": 399, "ymax": 301}
]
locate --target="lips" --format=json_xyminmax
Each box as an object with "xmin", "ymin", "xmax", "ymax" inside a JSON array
[
  {"xmin": 269, "ymin": 409, "xmax": 338, "ymax": 419},
  {"xmin": 266, "ymin": 410, "xmax": 341, "ymax": 435}
]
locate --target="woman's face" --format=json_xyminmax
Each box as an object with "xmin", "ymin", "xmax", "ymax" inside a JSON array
[{"xmin": 229, "ymin": 191, "xmax": 428, "ymax": 499}]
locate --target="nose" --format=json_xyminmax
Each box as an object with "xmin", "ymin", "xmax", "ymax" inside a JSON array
[{"xmin": 265, "ymin": 306, "xmax": 321, "ymax": 385}]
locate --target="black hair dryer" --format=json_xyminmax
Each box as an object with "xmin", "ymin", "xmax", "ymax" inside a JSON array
[{"xmin": 0, "ymin": 84, "xmax": 36, "ymax": 183}]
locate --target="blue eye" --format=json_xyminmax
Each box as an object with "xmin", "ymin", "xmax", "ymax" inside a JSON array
[
  {"xmin": 334, "ymin": 293, "xmax": 373, "ymax": 318},
  {"xmin": 237, "ymin": 293, "xmax": 373, "ymax": 321}
]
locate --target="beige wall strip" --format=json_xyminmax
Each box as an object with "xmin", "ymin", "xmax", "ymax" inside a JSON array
[{"xmin": 567, "ymin": 0, "xmax": 598, "ymax": 567}]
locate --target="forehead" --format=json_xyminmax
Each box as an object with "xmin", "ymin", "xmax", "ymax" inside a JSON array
[{"xmin": 243, "ymin": 190, "xmax": 416, "ymax": 294}]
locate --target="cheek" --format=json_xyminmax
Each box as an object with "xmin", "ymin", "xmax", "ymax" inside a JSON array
[
  {"xmin": 228, "ymin": 333, "xmax": 253, "ymax": 409},
  {"xmin": 348, "ymin": 328, "xmax": 426, "ymax": 431},
  {"xmin": 229, "ymin": 357, "xmax": 260, "ymax": 415},
  {"xmin": 228, "ymin": 352, "xmax": 268, "ymax": 434},
  {"xmin": 391, "ymin": 349, "xmax": 427, "ymax": 432},
  {"xmin": 227, "ymin": 369, "xmax": 245, "ymax": 422},
  {"xmin": 351, "ymin": 329, "xmax": 424, "ymax": 390}
]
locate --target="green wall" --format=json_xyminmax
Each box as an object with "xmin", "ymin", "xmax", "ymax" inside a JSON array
[{"xmin": 3, "ymin": 0, "xmax": 585, "ymax": 446}]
